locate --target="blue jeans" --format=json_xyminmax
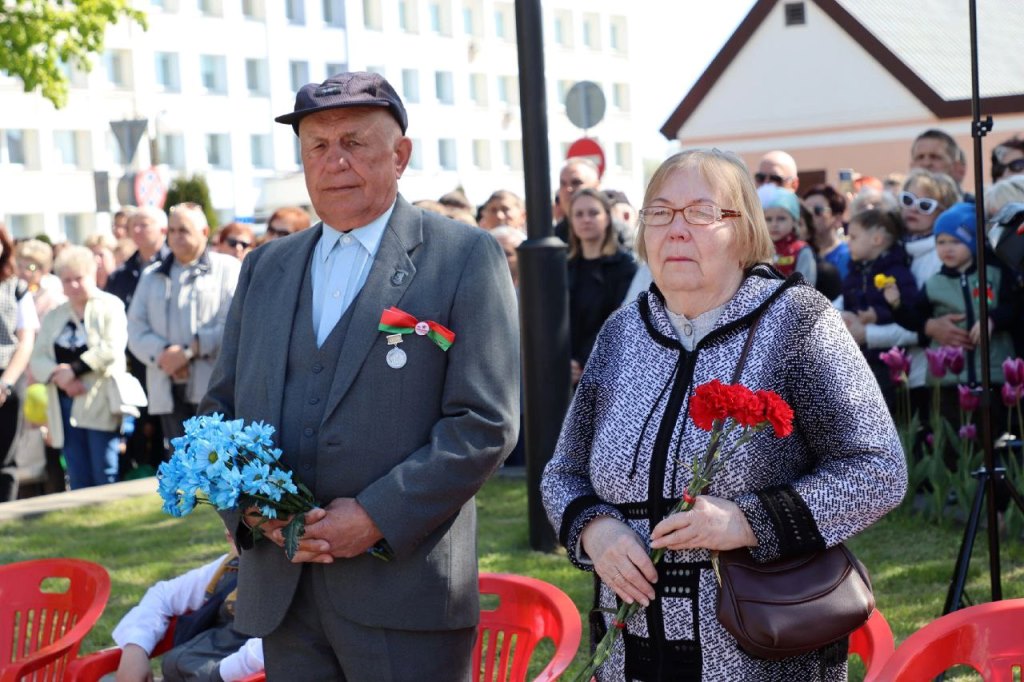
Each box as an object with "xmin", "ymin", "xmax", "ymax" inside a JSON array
[{"xmin": 59, "ymin": 394, "xmax": 120, "ymax": 489}]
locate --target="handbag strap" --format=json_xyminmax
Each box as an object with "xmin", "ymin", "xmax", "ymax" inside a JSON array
[{"xmin": 729, "ymin": 310, "xmax": 764, "ymax": 384}]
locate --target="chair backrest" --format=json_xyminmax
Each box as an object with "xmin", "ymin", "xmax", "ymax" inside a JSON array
[
  {"xmin": 849, "ymin": 609, "xmax": 895, "ymax": 681},
  {"xmin": 0, "ymin": 558, "xmax": 111, "ymax": 682},
  {"xmin": 474, "ymin": 573, "xmax": 581, "ymax": 682},
  {"xmin": 875, "ymin": 599, "xmax": 1024, "ymax": 681}
]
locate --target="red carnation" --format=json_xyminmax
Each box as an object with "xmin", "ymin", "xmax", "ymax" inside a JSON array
[
  {"xmin": 728, "ymin": 385, "xmax": 765, "ymax": 427},
  {"xmin": 755, "ymin": 390, "xmax": 794, "ymax": 438},
  {"xmin": 690, "ymin": 379, "xmax": 734, "ymax": 431}
]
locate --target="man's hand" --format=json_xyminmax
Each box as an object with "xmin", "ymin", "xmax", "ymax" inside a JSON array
[
  {"xmin": 925, "ymin": 314, "xmax": 972, "ymax": 348},
  {"xmin": 115, "ymin": 643, "xmax": 154, "ymax": 682},
  {"xmin": 581, "ymin": 516, "xmax": 658, "ymax": 607},
  {"xmin": 157, "ymin": 345, "xmax": 190, "ymax": 376},
  {"xmin": 649, "ymin": 495, "xmax": 758, "ymax": 552},
  {"xmin": 278, "ymin": 498, "xmax": 384, "ymax": 563},
  {"xmin": 64, "ymin": 379, "xmax": 87, "ymax": 397}
]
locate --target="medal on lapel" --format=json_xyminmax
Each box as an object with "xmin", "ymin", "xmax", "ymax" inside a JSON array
[
  {"xmin": 385, "ymin": 334, "xmax": 407, "ymax": 369},
  {"xmin": 378, "ymin": 307, "xmax": 456, "ymax": 371}
]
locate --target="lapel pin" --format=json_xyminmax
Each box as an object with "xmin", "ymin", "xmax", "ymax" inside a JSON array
[{"xmin": 391, "ymin": 270, "xmax": 407, "ymax": 286}]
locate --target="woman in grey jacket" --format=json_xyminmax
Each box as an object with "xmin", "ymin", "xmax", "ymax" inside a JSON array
[{"xmin": 541, "ymin": 149, "xmax": 907, "ymax": 681}]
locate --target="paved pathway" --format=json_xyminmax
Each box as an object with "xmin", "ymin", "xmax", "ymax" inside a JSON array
[{"xmin": 0, "ymin": 478, "xmax": 157, "ymax": 522}]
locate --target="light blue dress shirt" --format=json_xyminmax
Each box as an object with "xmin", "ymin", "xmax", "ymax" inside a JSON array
[{"xmin": 311, "ymin": 201, "xmax": 396, "ymax": 346}]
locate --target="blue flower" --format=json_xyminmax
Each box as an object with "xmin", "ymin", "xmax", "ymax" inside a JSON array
[{"xmin": 240, "ymin": 461, "xmax": 271, "ymax": 496}]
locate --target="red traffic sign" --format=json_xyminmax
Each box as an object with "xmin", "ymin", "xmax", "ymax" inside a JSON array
[
  {"xmin": 566, "ymin": 137, "xmax": 605, "ymax": 178},
  {"xmin": 134, "ymin": 167, "xmax": 167, "ymax": 208}
]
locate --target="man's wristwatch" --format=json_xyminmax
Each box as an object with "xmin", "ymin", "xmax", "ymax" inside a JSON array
[{"xmin": 181, "ymin": 346, "xmax": 195, "ymax": 362}]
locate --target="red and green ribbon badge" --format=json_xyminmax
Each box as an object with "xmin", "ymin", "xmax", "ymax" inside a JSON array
[
  {"xmin": 378, "ymin": 306, "xmax": 456, "ymax": 351},
  {"xmin": 972, "ymin": 285, "xmax": 994, "ymax": 302}
]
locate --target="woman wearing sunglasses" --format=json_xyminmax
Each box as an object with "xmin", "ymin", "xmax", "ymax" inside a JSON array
[
  {"xmin": 991, "ymin": 136, "xmax": 1024, "ymax": 184},
  {"xmin": 214, "ymin": 222, "xmax": 255, "ymax": 261}
]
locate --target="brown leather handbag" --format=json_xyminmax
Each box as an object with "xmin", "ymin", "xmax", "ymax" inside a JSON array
[
  {"xmin": 710, "ymin": 296, "xmax": 875, "ymax": 660},
  {"xmin": 712, "ymin": 543, "xmax": 875, "ymax": 660}
]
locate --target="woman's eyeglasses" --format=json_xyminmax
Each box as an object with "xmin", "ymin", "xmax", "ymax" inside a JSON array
[
  {"xmin": 265, "ymin": 225, "xmax": 291, "ymax": 238},
  {"xmin": 1005, "ymin": 158, "xmax": 1024, "ymax": 174},
  {"xmin": 224, "ymin": 237, "xmax": 251, "ymax": 249},
  {"xmin": 811, "ymin": 205, "xmax": 829, "ymax": 216},
  {"xmin": 639, "ymin": 205, "xmax": 742, "ymax": 227},
  {"xmin": 899, "ymin": 191, "xmax": 942, "ymax": 215}
]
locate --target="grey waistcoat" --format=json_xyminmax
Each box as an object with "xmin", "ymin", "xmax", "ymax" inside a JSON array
[{"xmin": 279, "ymin": 253, "xmax": 356, "ymax": 501}]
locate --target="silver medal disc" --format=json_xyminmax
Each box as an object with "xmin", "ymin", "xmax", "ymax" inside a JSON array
[{"xmin": 386, "ymin": 347, "xmax": 407, "ymax": 369}]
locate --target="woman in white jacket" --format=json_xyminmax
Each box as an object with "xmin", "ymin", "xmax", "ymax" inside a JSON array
[{"xmin": 30, "ymin": 246, "xmax": 127, "ymax": 489}]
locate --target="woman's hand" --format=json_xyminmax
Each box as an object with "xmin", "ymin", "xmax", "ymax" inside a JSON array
[
  {"xmin": 649, "ymin": 496, "xmax": 757, "ymax": 552},
  {"xmin": 581, "ymin": 516, "xmax": 657, "ymax": 607}
]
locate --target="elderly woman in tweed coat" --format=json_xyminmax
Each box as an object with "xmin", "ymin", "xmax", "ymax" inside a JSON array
[{"xmin": 541, "ymin": 149, "xmax": 907, "ymax": 681}]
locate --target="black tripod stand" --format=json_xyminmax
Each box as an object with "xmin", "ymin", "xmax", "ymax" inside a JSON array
[{"xmin": 941, "ymin": 0, "xmax": 1024, "ymax": 615}]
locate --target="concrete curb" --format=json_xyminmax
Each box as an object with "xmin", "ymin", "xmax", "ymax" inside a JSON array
[{"xmin": 0, "ymin": 477, "xmax": 158, "ymax": 522}]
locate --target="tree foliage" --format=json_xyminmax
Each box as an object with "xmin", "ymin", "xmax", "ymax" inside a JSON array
[
  {"xmin": 165, "ymin": 174, "xmax": 219, "ymax": 230},
  {"xmin": 0, "ymin": 1, "xmax": 147, "ymax": 108}
]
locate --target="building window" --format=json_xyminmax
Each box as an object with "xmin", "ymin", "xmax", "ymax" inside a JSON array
[
  {"xmin": 325, "ymin": 62, "xmax": 347, "ymax": 78},
  {"xmin": 363, "ymin": 0, "xmax": 382, "ymax": 30},
  {"xmin": 250, "ymin": 134, "xmax": 272, "ymax": 169},
  {"xmin": 501, "ymin": 140, "xmax": 522, "ymax": 171},
  {"xmin": 402, "ymin": 69, "xmax": 420, "ymax": 104},
  {"xmin": 609, "ymin": 15, "xmax": 627, "ymax": 53},
  {"xmin": 57, "ymin": 59, "xmax": 89, "ymax": 88},
  {"xmin": 150, "ymin": 0, "xmax": 178, "ymax": 10},
  {"xmin": 615, "ymin": 141, "xmax": 632, "ymax": 170},
  {"xmin": 245, "ymin": 58, "xmax": 269, "ymax": 95},
  {"xmin": 154, "ymin": 52, "xmax": 181, "ymax": 92},
  {"xmin": 197, "ymin": 0, "xmax": 222, "ymax": 17},
  {"xmin": 60, "ymin": 214, "xmax": 88, "ymax": 244},
  {"xmin": 367, "ymin": 65, "xmax": 385, "ymax": 77},
  {"xmin": 612, "ymin": 82, "xmax": 630, "ymax": 111},
  {"xmin": 4, "ymin": 214, "xmax": 35, "ymax": 239},
  {"xmin": 323, "ymin": 0, "xmax": 344, "ymax": 26},
  {"xmin": 556, "ymin": 79, "xmax": 573, "ymax": 105},
  {"xmin": 199, "ymin": 55, "xmax": 227, "ymax": 93},
  {"xmin": 438, "ymin": 138, "xmax": 456, "ymax": 170},
  {"xmin": 493, "ymin": 5, "xmax": 510, "ymax": 40},
  {"xmin": 582, "ymin": 13, "xmax": 600, "ymax": 49},
  {"xmin": 289, "ymin": 61, "xmax": 310, "ymax": 92},
  {"xmin": 241, "ymin": 0, "xmax": 264, "ymax": 19},
  {"xmin": 408, "ymin": 138, "xmax": 423, "ymax": 170},
  {"xmin": 103, "ymin": 50, "xmax": 132, "ymax": 88},
  {"xmin": 53, "ymin": 130, "xmax": 81, "ymax": 168},
  {"xmin": 157, "ymin": 133, "xmax": 186, "ymax": 169},
  {"xmin": 4, "ymin": 130, "xmax": 26, "ymax": 165},
  {"xmin": 472, "ymin": 139, "xmax": 490, "ymax": 170},
  {"xmin": 205, "ymin": 133, "xmax": 232, "ymax": 169},
  {"xmin": 293, "ymin": 136, "xmax": 302, "ymax": 166},
  {"xmin": 285, "ymin": 0, "xmax": 305, "ymax": 24},
  {"xmin": 428, "ymin": 1, "xmax": 450, "ymax": 35},
  {"xmin": 497, "ymin": 75, "xmax": 518, "ymax": 105},
  {"xmin": 462, "ymin": 3, "xmax": 479, "ymax": 36},
  {"xmin": 397, "ymin": 0, "xmax": 417, "ymax": 32},
  {"xmin": 553, "ymin": 10, "xmax": 572, "ymax": 47},
  {"xmin": 468, "ymin": 73, "xmax": 486, "ymax": 105},
  {"xmin": 435, "ymin": 71, "xmax": 454, "ymax": 104}
]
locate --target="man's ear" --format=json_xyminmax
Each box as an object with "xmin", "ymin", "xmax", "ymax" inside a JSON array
[{"xmin": 394, "ymin": 136, "xmax": 413, "ymax": 178}]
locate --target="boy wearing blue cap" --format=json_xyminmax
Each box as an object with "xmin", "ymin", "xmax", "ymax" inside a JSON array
[{"xmin": 886, "ymin": 202, "xmax": 1018, "ymax": 387}]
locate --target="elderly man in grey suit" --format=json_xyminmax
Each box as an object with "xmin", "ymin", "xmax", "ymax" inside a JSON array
[{"xmin": 200, "ymin": 72, "xmax": 520, "ymax": 681}]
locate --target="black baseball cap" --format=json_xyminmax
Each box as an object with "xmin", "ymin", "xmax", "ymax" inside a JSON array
[{"xmin": 275, "ymin": 71, "xmax": 408, "ymax": 135}]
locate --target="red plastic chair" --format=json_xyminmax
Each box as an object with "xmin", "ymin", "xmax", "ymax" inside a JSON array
[
  {"xmin": 848, "ymin": 609, "xmax": 895, "ymax": 681},
  {"xmin": 66, "ymin": 618, "xmax": 265, "ymax": 682},
  {"xmin": 0, "ymin": 558, "xmax": 111, "ymax": 682},
  {"xmin": 474, "ymin": 573, "xmax": 582, "ymax": 682},
  {"xmin": 875, "ymin": 599, "xmax": 1024, "ymax": 681}
]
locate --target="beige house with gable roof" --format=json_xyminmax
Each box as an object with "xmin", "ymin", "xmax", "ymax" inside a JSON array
[{"xmin": 660, "ymin": 0, "xmax": 1024, "ymax": 195}]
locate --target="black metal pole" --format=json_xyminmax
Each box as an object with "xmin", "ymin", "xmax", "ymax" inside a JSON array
[
  {"xmin": 966, "ymin": 0, "xmax": 1002, "ymax": 603},
  {"xmin": 514, "ymin": 0, "xmax": 569, "ymax": 552}
]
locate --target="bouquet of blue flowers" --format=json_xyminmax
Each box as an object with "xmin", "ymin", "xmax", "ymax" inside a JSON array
[{"xmin": 157, "ymin": 413, "xmax": 318, "ymax": 559}]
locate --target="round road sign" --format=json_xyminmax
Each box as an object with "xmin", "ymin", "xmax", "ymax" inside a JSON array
[
  {"xmin": 567, "ymin": 137, "xmax": 605, "ymax": 178},
  {"xmin": 134, "ymin": 167, "xmax": 167, "ymax": 208},
  {"xmin": 565, "ymin": 81, "xmax": 606, "ymax": 130}
]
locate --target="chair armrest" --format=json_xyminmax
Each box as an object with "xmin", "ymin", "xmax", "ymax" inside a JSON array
[{"xmin": 65, "ymin": 647, "xmax": 123, "ymax": 682}]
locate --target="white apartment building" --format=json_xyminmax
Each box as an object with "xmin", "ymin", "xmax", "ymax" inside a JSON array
[{"xmin": 0, "ymin": 0, "xmax": 642, "ymax": 242}]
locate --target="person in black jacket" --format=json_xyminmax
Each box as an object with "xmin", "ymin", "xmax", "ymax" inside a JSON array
[{"xmin": 567, "ymin": 188, "xmax": 637, "ymax": 384}]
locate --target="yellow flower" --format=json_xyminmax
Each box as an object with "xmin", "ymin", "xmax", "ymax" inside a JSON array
[{"xmin": 874, "ymin": 274, "xmax": 896, "ymax": 290}]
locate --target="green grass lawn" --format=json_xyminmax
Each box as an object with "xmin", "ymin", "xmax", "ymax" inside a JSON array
[{"xmin": 2, "ymin": 477, "xmax": 1022, "ymax": 680}]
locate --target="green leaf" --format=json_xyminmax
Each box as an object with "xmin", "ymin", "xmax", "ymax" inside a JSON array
[{"xmin": 282, "ymin": 514, "xmax": 305, "ymax": 561}]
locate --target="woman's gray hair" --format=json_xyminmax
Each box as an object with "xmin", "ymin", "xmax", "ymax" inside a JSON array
[
  {"xmin": 53, "ymin": 245, "xmax": 98, "ymax": 279},
  {"xmin": 636, "ymin": 149, "xmax": 774, "ymax": 268},
  {"xmin": 984, "ymin": 175, "xmax": 1024, "ymax": 217}
]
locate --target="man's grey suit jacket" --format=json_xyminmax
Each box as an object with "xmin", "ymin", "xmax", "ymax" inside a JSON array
[{"xmin": 201, "ymin": 196, "xmax": 520, "ymax": 637}]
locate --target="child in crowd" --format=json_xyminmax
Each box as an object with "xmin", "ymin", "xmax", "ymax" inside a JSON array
[
  {"xmin": 111, "ymin": 535, "xmax": 263, "ymax": 682},
  {"xmin": 887, "ymin": 202, "xmax": 1019, "ymax": 388},
  {"xmin": 841, "ymin": 208, "xmax": 918, "ymax": 404},
  {"xmin": 759, "ymin": 185, "xmax": 817, "ymax": 285}
]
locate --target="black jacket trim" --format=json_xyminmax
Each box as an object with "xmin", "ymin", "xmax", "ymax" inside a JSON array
[
  {"xmin": 756, "ymin": 484, "xmax": 826, "ymax": 557},
  {"xmin": 559, "ymin": 494, "xmax": 604, "ymax": 549}
]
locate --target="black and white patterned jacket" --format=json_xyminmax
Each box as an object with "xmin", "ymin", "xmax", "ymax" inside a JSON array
[{"xmin": 541, "ymin": 267, "xmax": 907, "ymax": 681}]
